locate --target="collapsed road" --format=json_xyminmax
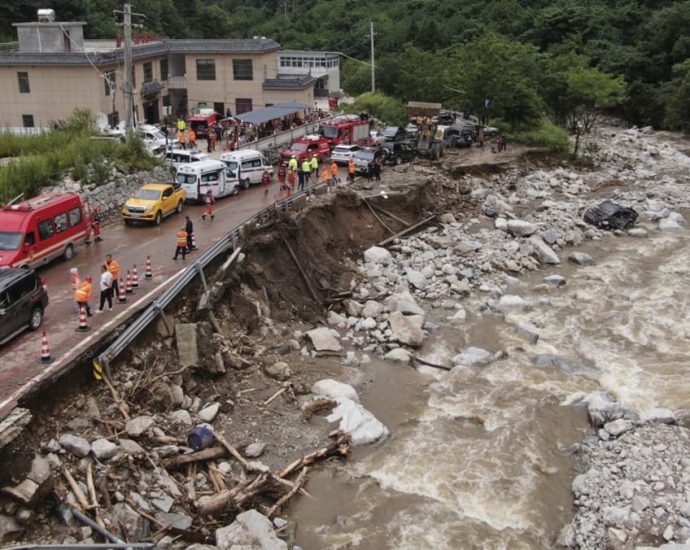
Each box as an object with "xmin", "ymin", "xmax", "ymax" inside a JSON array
[{"xmin": 1, "ymin": 125, "xmax": 689, "ymax": 549}]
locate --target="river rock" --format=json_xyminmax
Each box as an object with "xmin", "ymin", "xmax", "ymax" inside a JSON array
[
  {"xmin": 216, "ymin": 510, "xmax": 286, "ymax": 550},
  {"xmin": 452, "ymin": 347, "xmax": 492, "ymax": 367},
  {"xmin": 264, "ymin": 361, "xmax": 291, "ymax": 381},
  {"xmin": 658, "ymin": 217, "xmax": 684, "ymax": 231},
  {"xmin": 388, "ymin": 311, "xmax": 425, "ymax": 347},
  {"xmin": 582, "ymin": 392, "xmax": 625, "ymax": 427},
  {"xmin": 544, "ymin": 275, "xmax": 566, "ymax": 287},
  {"xmin": 384, "ymin": 348, "xmax": 412, "ymax": 364},
  {"xmin": 327, "ymin": 310, "xmax": 347, "ymax": 328},
  {"xmin": 627, "ymin": 227, "xmax": 648, "ymax": 238},
  {"xmin": 311, "ymin": 379, "xmax": 360, "ymax": 402},
  {"xmin": 495, "ymin": 217, "xmax": 508, "ymax": 231},
  {"xmin": 507, "ymin": 219, "xmax": 538, "ymax": 237},
  {"xmin": 569, "ymin": 252, "xmax": 594, "ymax": 266},
  {"xmin": 363, "ymin": 246, "xmax": 393, "ymax": 265},
  {"xmin": 604, "ymin": 419, "xmax": 634, "ymax": 437},
  {"xmin": 387, "ymin": 292, "xmax": 425, "ymax": 316},
  {"xmin": 639, "ymin": 407, "xmax": 675, "ymax": 424},
  {"xmin": 107, "ymin": 503, "xmax": 150, "ymax": 542},
  {"xmin": 244, "ymin": 443, "xmax": 266, "ymax": 458},
  {"xmin": 496, "ymin": 295, "xmax": 527, "ymax": 313},
  {"xmin": 529, "ymin": 236, "xmax": 560, "ymax": 264},
  {"xmin": 343, "ymin": 300, "xmax": 364, "ymax": 317},
  {"xmin": 198, "ymin": 403, "xmax": 220, "ymax": 422},
  {"xmin": 0, "ymin": 514, "xmax": 22, "ymax": 542},
  {"xmin": 406, "ymin": 268, "xmax": 427, "ymax": 290},
  {"xmin": 59, "ymin": 434, "xmax": 92, "ymax": 458},
  {"xmin": 126, "ymin": 416, "xmax": 155, "ymax": 438},
  {"xmin": 120, "ymin": 439, "xmax": 146, "ymax": 457},
  {"xmin": 169, "ymin": 410, "xmax": 193, "ymax": 426},
  {"xmin": 362, "ymin": 300, "xmax": 383, "ymax": 319},
  {"xmin": 326, "ymin": 397, "xmax": 389, "ymax": 446},
  {"xmin": 305, "ymin": 327, "xmax": 342, "ymax": 352},
  {"xmin": 91, "ymin": 438, "xmax": 119, "ymax": 460}
]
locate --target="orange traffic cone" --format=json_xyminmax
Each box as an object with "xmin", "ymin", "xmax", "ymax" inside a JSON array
[
  {"xmin": 131, "ymin": 265, "xmax": 139, "ymax": 288},
  {"xmin": 125, "ymin": 270, "xmax": 133, "ymax": 294},
  {"xmin": 145, "ymin": 256, "xmax": 153, "ymax": 279},
  {"xmin": 76, "ymin": 305, "xmax": 90, "ymax": 332},
  {"xmin": 118, "ymin": 277, "xmax": 127, "ymax": 303},
  {"xmin": 39, "ymin": 331, "xmax": 53, "ymax": 364},
  {"xmin": 190, "ymin": 233, "xmax": 198, "ymax": 251}
]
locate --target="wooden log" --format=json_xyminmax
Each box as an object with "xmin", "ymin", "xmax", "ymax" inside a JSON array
[
  {"xmin": 278, "ymin": 433, "xmax": 351, "ymax": 479},
  {"xmin": 412, "ymin": 354, "xmax": 452, "ymax": 371},
  {"xmin": 368, "ymin": 202, "xmax": 411, "ymax": 227},
  {"xmin": 102, "ymin": 373, "xmax": 130, "ymax": 420},
  {"xmin": 86, "ymin": 461, "xmax": 105, "ymax": 529},
  {"xmin": 267, "ymin": 467, "xmax": 309, "ymax": 518},
  {"xmin": 282, "ymin": 238, "xmax": 321, "ymax": 303},
  {"xmin": 378, "ymin": 214, "xmax": 436, "ymax": 247},
  {"xmin": 264, "ymin": 387, "xmax": 287, "ymax": 406},
  {"xmin": 302, "ymin": 398, "xmax": 337, "ymax": 421},
  {"xmin": 363, "ymin": 199, "xmax": 394, "ymax": 234},
  {"xmin": 196, "ymin": 475, "xmax": 256, "ymax": 516},
  {"xmin": 163, "ymin": 446, "xmax": 228, "ymax": 470},
  {"xmin": 62, "ymin": 467, "xmax": 90, "ymax": 511},
  {"xmin": 208, "ymin": 310, "xmax": 222, "ymax": 333},
  {"xmin": 213, "ymin": 432, "xmax": 254, "ymax": 472}
]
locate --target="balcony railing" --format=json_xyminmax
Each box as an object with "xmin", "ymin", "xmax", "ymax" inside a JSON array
[{"xmin": 167, "ymin": 75, "xmax": 187, "ymax": 88}]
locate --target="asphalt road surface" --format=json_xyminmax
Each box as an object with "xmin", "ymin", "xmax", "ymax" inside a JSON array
[{"xmin": 0, "ymin": 178, "xmax": 317, "ymax": 416}]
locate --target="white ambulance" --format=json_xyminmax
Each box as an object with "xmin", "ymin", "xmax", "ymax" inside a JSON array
[
  {"xmin": 176, "ymin": 160, "xmax": 240, "ymax": 203},
  {"xmin": 220, "ymin": 149, "xmax": 273, "ymax": 189}
]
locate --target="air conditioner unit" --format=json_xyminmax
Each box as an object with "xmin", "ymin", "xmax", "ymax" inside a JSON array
[{"xmin": 37, "ymin": 9, "xmax": 56, "ymax": 22}]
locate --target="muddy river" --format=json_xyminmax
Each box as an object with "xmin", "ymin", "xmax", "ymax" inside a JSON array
[{"xmin": 291, "ymin": 218, "xmax": 690, "ymax": 548}]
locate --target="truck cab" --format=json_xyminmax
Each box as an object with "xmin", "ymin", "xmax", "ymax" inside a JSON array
[{"xmin": 280, "ymin": 135, "xmax": 331, "ymax": 164}]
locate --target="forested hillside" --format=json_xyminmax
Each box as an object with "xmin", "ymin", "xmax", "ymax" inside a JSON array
[{"xmin": 2, "ymin": 0, "xmax": 689, "ymax": 130}]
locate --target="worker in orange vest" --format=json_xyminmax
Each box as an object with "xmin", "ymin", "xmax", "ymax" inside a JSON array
[
  {"xmin": 201, "ymin": 189, "xmax": 215, "ymax": 221},
  {"xmin": 173, "ymin": 227, "xmax": 189, "ymax": 260},
  {"xmin": 286, "ymin": 170, "xmax": 296, "ymax": 197},
  {"xmin": 178, "ymin": 130, "xmax": 186, "ymax": 150},
  {"xmin": 188, "ymin": 129, "xmax": 197, "ymax": 150},
  {"xmin": 348, "ymin": 158, "xmax": 356, "ymax": 184},
  {"xmin": 69, "ymin": 267, "xmax": 80, "ymax": 311},
  {"xmin": 103, "ymin": 254, "xmax": 120, "ymax": 301},
  {"xmin": 330, "ymin": 159, "xmax": 339, "ymax": 186},
  {"xmin": 262, "ymin": 169, "xmax": 272, "ymax": 196},
  {"xmin": 74, "ymin": 276, "xmax": 93, "ymax": 317},
  {"xmin": 321, "ymin": 166, "xmax": 331, "ymax": 192}
]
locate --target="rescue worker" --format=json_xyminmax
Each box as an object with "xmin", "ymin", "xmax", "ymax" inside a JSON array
[
  {"xmin": 348, "ymin": 158, "xmax": 356, "ymax": 184},
  {"xmin": 92, "ymin": 206, "xmax": 103, "ymax": 242},
  {"xmin": 287, "ymin": 169, "xmax": 296, "ymax": 197},
  {"xmin": 288, "ymin": 155, "xmax": 298, "ymax": 172},
  {"xmin": 210, "ymin": 131, "xmax": 217, "ymax": 152},
  {"xmin": 310, "ymin": 154, "xmax": 319, "ymax": 181},
  {"xmin": 297, "ymin": 165, "xmax": 305, "ymax": 192},
  {"xmin": 177, "ymin": 117, "xmax": 186, "ymax": 132},
  {"xmin": 178, "ymin": 129, "xmax": 186, "ymax": 150},
  {"xmin": 75, "ymin": 275, "xmax": 93, "ymax": 317},
  {"xmin": 69, "ymin": 267, "xmax": 80, "ymax": 311},
  {"xmin": 277, "ymin": 163, "xmax": 287, "ymax": 192},
  {"xmin": 321, "ymin": 166, "xmax": 332, "ymax": 192},
  {"xmin": 173, "ymin": 226, "xmax": 188, "ymax": 260},
  {"xmin": 330, "ymin": 159, "xmax": 339, "ymax": 186},
  {"xmin": 103, "ymin": 254, "xmax": 120, "ymax": 301},
  {"xmin": 201, "ymin": 189, "xmax": 215, "ymax": 221},
  {"xmin": 185, "ymin": 215, "xmax": 196, "ymax": 250},
  {"xmin": 262, "ymin": 169, "xmax": 272, "ymax": 196},
  {"xmin": 95, "ymin": 264, "xmax": 113, "ymax": 314},
  {"xmin": 188, "ymin": 128, "xmax": 197, "ymax": 150},
  {"xmin": 302, "ymin": 157, "xmax": 312, "ymax": 184},
  {"xmin": 372, "ymin": 160, "xmax": 381, "ymax": 181}
]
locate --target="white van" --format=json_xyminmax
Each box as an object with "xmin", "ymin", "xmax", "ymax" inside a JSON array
[
  {"xmin": 176, "ymin": 160, "xmax": 239, "ymax": 202},
  {"xmin": 165, "ymin": 149, "xmax": 209, "ymax": 168},
  {"xmin": 220, "ymin": 149, "xmax": 273, "ymax": 189}
]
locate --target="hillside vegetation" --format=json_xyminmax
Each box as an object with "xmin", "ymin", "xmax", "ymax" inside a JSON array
[{"xmin": 2, "ymin": 1, "xmax": 689, "ymax": 132}]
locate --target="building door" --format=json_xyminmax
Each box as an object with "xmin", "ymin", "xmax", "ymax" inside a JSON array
[
  {"xmin": 144, "ymin": 98, "xmax": 160, "ymax": 124},
  {"xmin": 213, "ymin": 102, "xmax": 224, "ymax": 116}
]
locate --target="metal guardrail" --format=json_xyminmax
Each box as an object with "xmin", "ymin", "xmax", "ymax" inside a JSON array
[{"xmin": 94, "ymin": 180, "xmax": 331, "ymax": 374}]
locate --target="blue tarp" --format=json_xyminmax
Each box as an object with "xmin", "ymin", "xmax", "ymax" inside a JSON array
[{"xmin": 234, "ymin": 102, "xmax": 309, "ymax": 125}]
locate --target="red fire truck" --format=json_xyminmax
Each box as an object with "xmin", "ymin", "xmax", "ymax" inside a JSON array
[
  {"xmin": 319, "ymin": 115, "xmax": 370, "ymax": 147},
  {"xmin": 187, "ymin": 108, "xmax": 219, "ymax": 139}
]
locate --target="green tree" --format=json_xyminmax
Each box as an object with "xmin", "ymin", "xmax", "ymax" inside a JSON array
[
  {"xmin": 344, "ymin": 92, "xmax": 406, "ymax": 126},
  {"xmin": 663, "ymin": 59, "xmax": 690, "ymax": 131}
]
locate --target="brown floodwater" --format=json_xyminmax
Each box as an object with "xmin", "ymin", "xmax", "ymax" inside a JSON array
[{"xmin": 290, "ymin": 220, "xmax": 690, "ymax": 549}]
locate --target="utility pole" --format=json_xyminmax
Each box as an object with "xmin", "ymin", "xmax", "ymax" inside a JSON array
[
  {"xmin": 370, "ymin": 21, "xmax": 375, "ymax": 93},
  {"xmin": 114, "ymin": 2, "xmax": 145, "ymax": 136},
  {"xmin": 123, "ymin": 3, "xmax": 133, "ymax": 135}
]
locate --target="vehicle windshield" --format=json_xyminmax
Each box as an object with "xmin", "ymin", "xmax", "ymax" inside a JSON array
[
  {"xmin": 320, "ymin": 126, "xmax": 338, "ymax": 139},
  {"xmin": 191, "ymin": 121, "xmax": 208, "ymax": 131},
  {"xmin": 332, "ymin": 147, "xmax": 351, "ymax": 154},
  {"xmin": 0, "ymin": 231, "xmax": 22, "ymax": 251},
  {"xmin": 290, "ymin": 143, "xmax": 308, "ymax": 152},
  {"xmin": 176, "ymin": 173, "xmax": 198, "ymax": 185},
  {"xmin": 355, "ymin": 151, "xmax": 375, "ymax": 161},
  {"xmin": 147, "ymin": 130, "xmax": 165, "ymax": 141},
  {"xmin": 135, "ymin": 189, "xmax": 162, "ymax": 200}
]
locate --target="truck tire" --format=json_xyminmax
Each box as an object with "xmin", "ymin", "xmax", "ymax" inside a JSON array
[
  {"xmin": 155, "ymin": 211, "xmax": 162, "ymax": 225},
  {"xmin": 63, "ymin": 244, "xmax": 74, "ymax": 261}
]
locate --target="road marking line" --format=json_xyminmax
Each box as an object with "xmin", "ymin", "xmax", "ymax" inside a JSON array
[{"xmin": 0, "ymin": 268, "xmax": 185, "ymax": 414}]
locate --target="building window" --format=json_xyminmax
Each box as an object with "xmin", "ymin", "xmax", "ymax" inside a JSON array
[
  {"xmin": 235, "ymin": 98, "xmax": 252, "ymax": 114},
  {"xmin": 22, "ymin": 115, "xmax": 34, "ymax": 128},
  {"xmin": 196, "ymin": 59, "xmax": 216, "ymax": 81},
  {"xmin": 143, "ymin": 62, "xmax": 153, "ymax": 83},
  {"xmin": 17, "ymin": 72, "xmax": 30, "ymax": 94},
  {"xmin": 160, "ymin": 58, "xmax": 169, "ymax": 80},
  {"xmin": 104, "ymin": 71, "xmax": 115, "ymax": 96},
  {"xmin": 233, "ymin": 59, "xmax": 253, "ymax": 81}
]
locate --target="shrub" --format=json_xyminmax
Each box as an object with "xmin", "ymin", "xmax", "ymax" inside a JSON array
[{"xmin": 502, "ymin": 117, "xmax": 570, "ymax": 152}]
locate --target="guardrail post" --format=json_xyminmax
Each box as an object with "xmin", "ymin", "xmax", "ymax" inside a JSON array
[{"xmin": 195, "ymin": 262, "xmax": 209, "ymax": 293}]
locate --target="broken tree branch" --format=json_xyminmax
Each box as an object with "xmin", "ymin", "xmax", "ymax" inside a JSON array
[
  {"xmin": 378, "ymin": 214, "xmax": 437, "ymax": 247},
  {"xmin": 102, "ymin": 374, "xmax": 130, "ymax": 420},
  {"xmin": 213, "ymin": 432, "xmax": 254, "ymax": 472},
  {"xmin": 282, "ymin": 238, "xmax": 321, "ymax": 303},
  {"xmin": 62, "ymin": 467, "xmax": 90, "ymax": 511},
  {"xmin": 162, "ymin": 446, "xmax": 228, "ymax": 470},
  {"xmin": 363, "ymin": 199, "xmax": 395, "ymax": 234},
  {"xmin": 412, "ymin": 354, "xmax": 452, "ymax": 371},
  {"xmin": 267, "ymin": 467, "xmax": 309, "ymax": 518},
  {"xmin": 278, "ymin": 433, "xmax": 351, "ymax": 479},
  {"xmin": 368, "ymin": 202, "xmax": 411, "ymax": 227}
]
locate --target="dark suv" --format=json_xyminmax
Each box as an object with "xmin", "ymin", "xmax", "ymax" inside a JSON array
[
  {"xmin": 0, "ymin": 268, "xmax": 48, "ymax": 345},
  {"xmin": 382, "ymin": 141, "xmax": 417, "ymax": 165}
]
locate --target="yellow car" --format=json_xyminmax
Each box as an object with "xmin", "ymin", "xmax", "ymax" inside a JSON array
[{"xmin": 121, "ymin": 183, "xmax": 186, "ymax": 225}]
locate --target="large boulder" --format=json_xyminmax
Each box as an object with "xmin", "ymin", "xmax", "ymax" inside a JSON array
[
  {"xmin": 326, "ymin": 397, "xmax": 389, "ymax": 446},
  {"xmin": 507, "ymin": 219, "xmax": 538, "ymax": 237},
  {"xmin": 584, "ymin": 200, "xmax": 638, "ymax": 230},
  {"xmin": 215, "ymin": 510, "xmax": 287, "ymax": 550},
  {"xmin": 452, "ymin": 347, "xmax": 492, "ymax": 367},
  {"xmin": 388, "ymin": 311, "xmax": 425, "ymax": 347},
  {"xmin": 528, "ymin": 236, "xmax": 560, "ymax": 265},
  {"xmin": 58, "ymin": 434, "xmax": 91, "ymax": 458},
  {"xmin": 305, "ymin": 327, "xmax": 342, "ymax": 352},
  {"xmin": 386, "ymin": 292, "xmax": 425, "ymax": 316},
  {"xmin": 363, "ymin": 246, "xmax": 393, "ymax": 265},
  {"xmin": 311, "ymin": 379, "xmax": 360, "ymax": 403}
]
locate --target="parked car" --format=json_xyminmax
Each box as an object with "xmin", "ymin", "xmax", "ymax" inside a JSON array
[
  {"xmin": 438, "ymin": 125, "xmax": 477, "ymax": 148},
  {"xmin": 121, "ymin": 183, "xmax": 186, "ymax": 225},
  {"xmin": 353, "ymin": 147, "xmax": 388, "ymax": 174},
  {"xmin": 330, "ymin": 144, "xmax": 362, "ymax": 165},
  {"xmin": 382, "ymin": 141, "xmax": 417, "ymax": 165},
  {"xmin": 405, "ymin": 123, "xmax": 420, "ymax": 140},
  {"xmin": 369, "ymin": 130, "xmax": 386, "ymax": 145},
  {"xmin": 0, "ymin": 192, "xmax": 89, "ymax": 268},
  {"xmin": 0, "ymin": 267, "xmax": 48, "ymax": 345},
  {"xmin": 383, "ymin": 126, "xmax": 407, "ymax": 142}
]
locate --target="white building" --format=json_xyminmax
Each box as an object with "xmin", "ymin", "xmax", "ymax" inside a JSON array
[{"xmin": 277, "ymin": 50, "xmax": 340, "ymax": 97}]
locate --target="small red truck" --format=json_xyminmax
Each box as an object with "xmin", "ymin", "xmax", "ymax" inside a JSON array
[
  {"xmin": 280, "ymin": 135, "xmax": 331, "ymax": 164},
  {"xmin": 187, "ymin": 109, "xmax": 219, "ymax": 138}
]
